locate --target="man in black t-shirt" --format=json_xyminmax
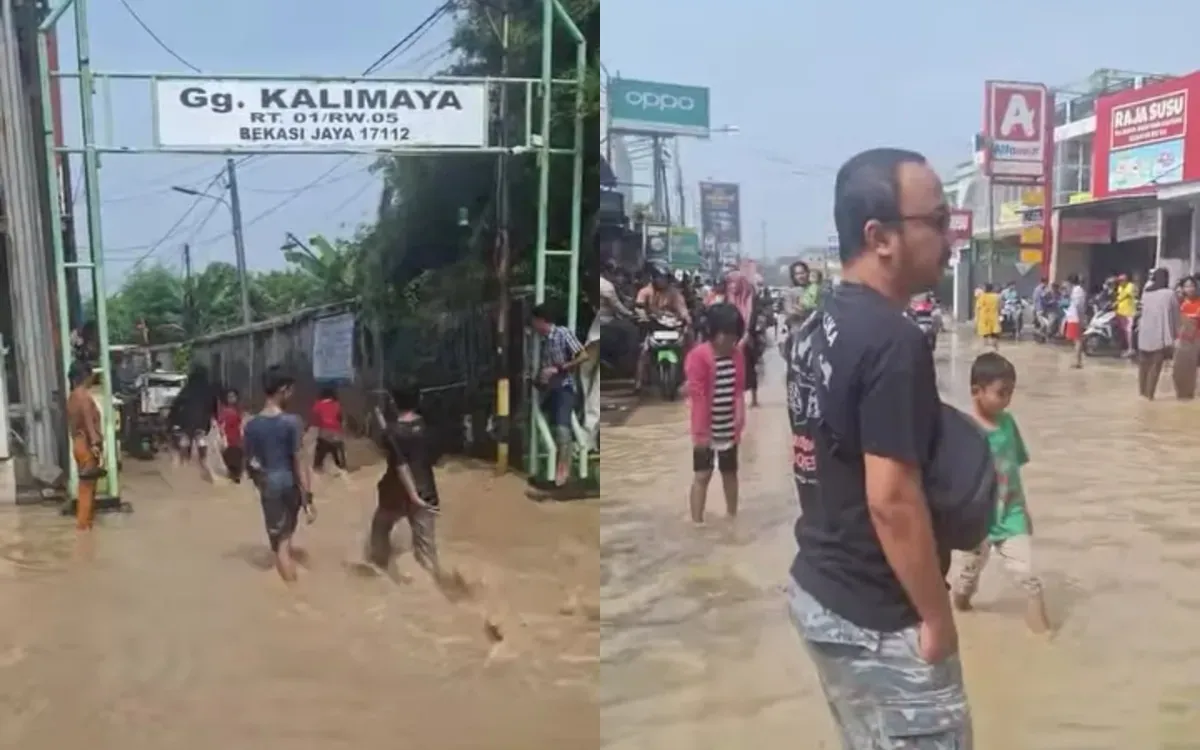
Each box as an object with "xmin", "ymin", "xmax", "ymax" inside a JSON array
[{"xmin": 785, "ymin": 148, "xmax": 970, "ymax": 748}]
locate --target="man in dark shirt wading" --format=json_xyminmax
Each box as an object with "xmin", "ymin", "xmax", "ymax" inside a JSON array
[{"xmin": 786, "ymin": 148, "xmax": 969, "ymax": 748}]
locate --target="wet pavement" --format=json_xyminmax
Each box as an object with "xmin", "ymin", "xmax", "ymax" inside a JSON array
[
  {"xmin": 0, "ymin": 448, "xmax": 599, "ymax": 749},
  {"xmin": 601, "ymin": 332, "xmax": 1200, "ymax": 749}
]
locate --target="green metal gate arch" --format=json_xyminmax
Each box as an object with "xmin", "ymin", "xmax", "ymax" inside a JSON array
[{"xmin": 37, "ymin": 0, "xmax": 586, "ymax": 499}]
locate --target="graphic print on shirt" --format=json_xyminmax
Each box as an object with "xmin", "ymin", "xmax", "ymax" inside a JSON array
[
  {"xmin": 710, "ymin": 356, "xmax": 737, "ymax": 449},
  {"xmin": 787, "ymin": 310, "xmax": 835, "ymax": 488}
]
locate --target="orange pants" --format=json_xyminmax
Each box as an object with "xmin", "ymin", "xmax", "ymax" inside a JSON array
[{"xmin": 73, "ymin": 435, "xmax": 98, "ymax": 530}]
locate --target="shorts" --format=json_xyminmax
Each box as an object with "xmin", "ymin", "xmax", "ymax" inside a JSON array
[
  {"xmin": 372, "ymin": 477, "xmax": 439, "ymax": 570},
  {"xmin": 260, "ymin": 484, "xmax": 302, "ymax": 552},
  {"xmin": 177, "ymin": 429, "xmax": 208, "ymax": 450},
  {"xmin": 787, "ymin": 582, "xmax": 972, "ymax": 748},
  {"xmin": 693, "ymin": 444, "xmax": 738, "ymax": 474},
  {"xmin": 1064, "ymin": 321, "xmax": 1082, "ymax": 342}
]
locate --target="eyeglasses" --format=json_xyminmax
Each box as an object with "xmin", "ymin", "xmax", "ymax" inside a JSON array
[{"xmin": 893, "ymin": 209, "xmax": 951, "ymax": 234}]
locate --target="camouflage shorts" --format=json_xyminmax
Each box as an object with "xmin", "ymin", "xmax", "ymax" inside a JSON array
[{"xmin": 786, "ymin": 583, "xmax": 972, "ymax": 749}]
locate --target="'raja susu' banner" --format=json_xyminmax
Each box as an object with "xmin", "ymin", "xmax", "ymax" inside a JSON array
[{"xmin": 1093, "ymin": 71, "xmax": 1200, "ymax": 199}]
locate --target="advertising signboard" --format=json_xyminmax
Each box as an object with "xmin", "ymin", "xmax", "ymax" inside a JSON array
[
  {"xmin": 983, "ymin": 81, "xmax": 1050, "ymax": 184},
  {"xmin": 948, "ymin": 209, "xmax": 973, "ymax": 250},
  {"xmin": 699, "ymin": 182, "xmax": 741, "ymax": 261},
  {"xmin": 669, "ymin": 227, "xmax": 703, "ymax": 269},
  {"xmin": 608, "ymin": 79, "xmax": 711, "ymax": 138},
  {"xmin": 643, "ymin": 222, "xmax": 671, "ymax": 263},
  {"xmin": 154, "ymin": 79, "xmax": 489, "ymax": 149},
  {"xmin": 1058, "ymin": 217, "xmax": 1112, "ymax": 244},
  {"xmin": 1092, "ymin": 73, "xmax": 1200, "ymax": 199}
]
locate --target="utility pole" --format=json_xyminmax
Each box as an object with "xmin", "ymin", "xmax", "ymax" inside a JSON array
[
  {"xmin": 492, "ymin": 0, "xmax": 513, "ymax": 473},
  {"xmin": 674, "ymin": 137, "xmax": 686, "ymax": 225},
  {"xmin": 182, "ymin": 243, "xmax": 193, "ymax": 335},
  {"xmin": 761, "ymin": 219, "xmax": 768, "ymax": 261},
  {"xmin": 225, "ymin": 157, "xmax": 252, "ymax": 326}
]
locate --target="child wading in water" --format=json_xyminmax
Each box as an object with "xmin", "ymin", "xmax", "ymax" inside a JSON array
[
  {"xmin": 683, "ymin": 302, "xmax": 745, "ymax": 525},
  {"xmin": 244, "ymin": 366, "xmax": 315, "ymax": 583},
  {"xmin": 953, "ymin": 352, "xmax": 1052, "ymax": 633},
  {"xmin": 217, "ymin": 388, "xmax": 245, "ymax": 483}
]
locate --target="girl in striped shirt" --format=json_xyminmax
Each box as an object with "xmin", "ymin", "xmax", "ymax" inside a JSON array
[{"xmin": 683, "ymin": 303, "xmax": 746, "ymax": 525}]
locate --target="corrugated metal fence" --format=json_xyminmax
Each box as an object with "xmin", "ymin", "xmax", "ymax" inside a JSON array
[{"xmin": 148, "ymin": 300, "xmax": 532, "ymax": 462}]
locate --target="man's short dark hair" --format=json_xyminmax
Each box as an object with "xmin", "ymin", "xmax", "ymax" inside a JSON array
[
  {"xmin": 389, "ymin": 378, "xmax": 421, "ymax": 413},
  {"xmin": 970, "ymin": 352, "xmax": 1016, "ymax": 389},
  {"xmin": 69, "ymin": 359, "xmax": 93, "ymax": 388},
  {"xmin": 261, "ymin": 365, "xmax": 295, "ymax": 397},
  {"xmin": 531, "ymin": 303, "xmax": 556, "ymax": 324},
  {"xmin": 833, "ymin": 148, "xmax": 928, "ymax": 264},
  {"xmin": 705, "ymin": 302, "xmax": 744, "ymax": 339}
]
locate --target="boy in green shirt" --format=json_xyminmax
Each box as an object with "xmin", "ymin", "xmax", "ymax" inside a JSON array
[{"xmin": 952, "ymin": 352, "xmax": 1052, "ymax": 633}]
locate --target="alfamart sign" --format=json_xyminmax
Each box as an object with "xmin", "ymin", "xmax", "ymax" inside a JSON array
[
  {"xmin": 608, "ymin": 78, "xmax": 710, "ymax": 138},
  {"xmin": 154, "ymin": 79, "xmax": 489, "ymax": 149}
]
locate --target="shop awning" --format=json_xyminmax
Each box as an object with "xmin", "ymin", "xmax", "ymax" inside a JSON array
[{"xmin": 1054, "ymin": 193, "xmax": 1160, "ymax": 218}]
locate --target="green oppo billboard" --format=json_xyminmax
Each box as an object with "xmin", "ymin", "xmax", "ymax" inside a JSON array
[{"xmin": 608, "ymin": 78, "xmax": 710, "ymax": 138}]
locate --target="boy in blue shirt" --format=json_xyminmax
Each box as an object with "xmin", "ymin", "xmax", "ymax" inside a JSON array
[{"xmin": 244, "ymin": 366, "xmax": 314, "ymax": 583}]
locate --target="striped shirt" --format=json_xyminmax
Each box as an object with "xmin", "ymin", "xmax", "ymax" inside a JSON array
[{"xmin": 710, "ymin": 356, "xmax": 738, "ymax": 449}]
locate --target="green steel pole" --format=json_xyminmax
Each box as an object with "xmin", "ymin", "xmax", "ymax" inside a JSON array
[
  {"xmin": 74, "ymin": 0, "xmax": 120, "ymax": 495},
  {"xmin": 36, "ymin": 31, "xmax": 77, "ymax": 498},
  {"xmin": 37, "ymin": 0, "xmax": 76, "ymax": 32},
  {"xmin": 565, "ymin": 31, "xmax": 585, "ymax": 333},
  {"xmin": 527, "ymin": 0, "xmax": 554, "ymax": 477}
]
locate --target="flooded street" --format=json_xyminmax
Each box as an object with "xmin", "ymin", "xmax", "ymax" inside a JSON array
[
  {"xmin": 0, "ymin": 451, "xmax": 599, "ymax": 749},
  {"xmin": 602, "ymin": 333, "xmax": 1200, "ymax": 749}
]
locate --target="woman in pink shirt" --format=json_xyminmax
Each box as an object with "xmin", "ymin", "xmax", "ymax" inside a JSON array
[{"xmin": 683, "ymin": 302, "xmax": 746, "ymax": 524}]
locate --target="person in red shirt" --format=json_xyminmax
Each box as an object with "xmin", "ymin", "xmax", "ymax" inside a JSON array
[
  {"xmin": 217, "ymin": 388, "xmax": 245, "ymax": 483},
  {"xmin": 310, "ymin": 386, "xmax": 347, "ymax": 472}
]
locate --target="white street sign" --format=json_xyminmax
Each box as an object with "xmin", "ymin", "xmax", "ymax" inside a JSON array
[{"xmin": 154, "ymin": 79, "xmax": 489, "ymax": 149}]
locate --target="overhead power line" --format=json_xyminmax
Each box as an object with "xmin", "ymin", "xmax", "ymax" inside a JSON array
[
  {"xmin": 115, "ymin": 0, "xmax": 202, "ymax": 73},
  {"xmin": 361, "ymin": 1, "xmax": 456, "ymax": 76}
]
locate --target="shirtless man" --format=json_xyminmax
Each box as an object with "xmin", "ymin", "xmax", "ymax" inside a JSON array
[{"xmin": 66, "ymin": 361, "xmax": 103, "ymax": 530}]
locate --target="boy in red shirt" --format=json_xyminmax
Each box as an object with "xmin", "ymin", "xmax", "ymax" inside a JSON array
[
  {"xmin": 217, "ymin": 388, "xmax": 245, "ymax": 483},
  {"xmin": 310, "ymin": 386, "xmax": 347, "ymax": 472}
]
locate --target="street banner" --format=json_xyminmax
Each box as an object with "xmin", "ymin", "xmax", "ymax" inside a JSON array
[
  {"xmin": 154, "ymin": 79, "xmax": 488, "ymax": 149},
  {"xmin": 699, "ymin": 182, "xmax": 741, "ymax": 262}
]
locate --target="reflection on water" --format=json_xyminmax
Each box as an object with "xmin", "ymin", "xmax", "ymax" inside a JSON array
[
  {"xmin": 601, "ymin": 335, "xmax": 1200, "ymax": 749},
  {"xmin": 0, "ymin": 455, "xmax": 599, "ymax": 749}
]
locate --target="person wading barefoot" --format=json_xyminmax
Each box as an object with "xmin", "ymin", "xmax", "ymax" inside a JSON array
[
  {"xmin": 244, "ymin": 366, "xmax": 314, "ymax": 583},
  {"xmin": 683, "ymin": 302, "xmax": 745, "ymax": 525},
  {"xmin": 786, "ymin": 148, "xmax": 977, "ymax": 748},
  {"xmin": 369, "ymin": 382, "xmax": 443, "ymax": 581},
  {"xmin": 66, "ymin": 361, "xmax": 103, "ymax": 531},
  {"xmin": 952, "ymin": 352, "xmax": 1051, "ymax": 634}
]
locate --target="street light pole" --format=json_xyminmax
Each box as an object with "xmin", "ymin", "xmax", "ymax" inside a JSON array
[{"xmin": 171, "ymin": 165, "xmax": 252, "ymax": 327}]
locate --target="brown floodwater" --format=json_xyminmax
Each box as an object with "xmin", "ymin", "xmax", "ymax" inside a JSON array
[
  {"xmin": 601, "ymin": 333, "xmax": 1200, "ymax": 749},
  {"xmin": 0, "ymin": 447, "xmax": 599, "ymax": 749}
]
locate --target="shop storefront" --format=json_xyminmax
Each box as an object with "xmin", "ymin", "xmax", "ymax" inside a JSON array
[
  {"xmin": 1051, "ymin": 196, "xmax": 1157, "ymax": 286},
  {"xmin": 1089, "ymin": 71, "xmax": 1200, "ymax": 282}
]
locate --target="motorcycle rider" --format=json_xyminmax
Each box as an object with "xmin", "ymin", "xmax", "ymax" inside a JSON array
[
  {"xmin": 634, "ymin": 260, "xmax": 692, "ymax": 393},
  {"xmin": 999, "ymin": 281, "xmax": 1021, "ymax": 337}
]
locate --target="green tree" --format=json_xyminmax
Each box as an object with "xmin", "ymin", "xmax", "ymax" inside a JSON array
[
  {"xmin": 360, "ymin": 0, "xmax": 600, "ymax": 326},
  {"xmin": 280, "ymin": 233, "xmax": 361, "ymax": 304}
]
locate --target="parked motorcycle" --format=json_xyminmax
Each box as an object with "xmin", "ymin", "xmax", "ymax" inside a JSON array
[
  {"xmin": 1000, "ymin": 298, "xmax": 1024, "ymax": 339},
  {"xmin": 908, "ymin": 296, "xmax": 940, "ymax": 352},
  {"xmin": 1082, "ymin": 306, "xmax": 1124, "ymax": 357},
  {"xmin": 645, "ymin": 313, "xmax": 685, "ymax": 400}
]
